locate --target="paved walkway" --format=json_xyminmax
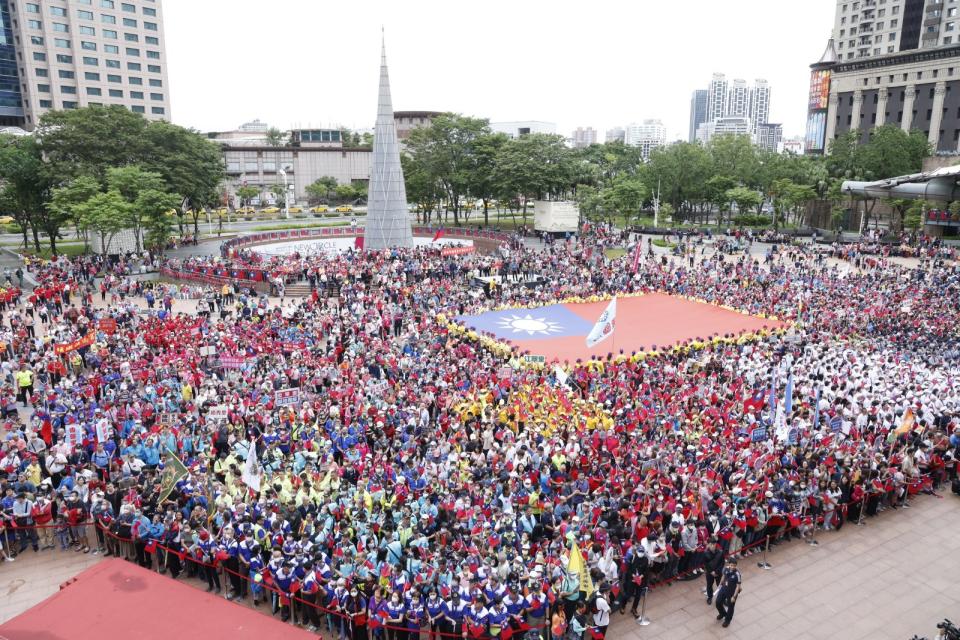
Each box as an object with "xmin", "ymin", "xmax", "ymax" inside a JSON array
[
  {"xmin": 2, "ymin": 494, "xmax": 958, "ymax": 637},
  {"xmin": 606, "ymin": 492, "xmax": 960, "ymax": 640}
]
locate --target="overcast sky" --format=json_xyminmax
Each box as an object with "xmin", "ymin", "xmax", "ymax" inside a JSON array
[{"xmin": 163, "ymin": 0, "xmax": 836, "ymax": 141}]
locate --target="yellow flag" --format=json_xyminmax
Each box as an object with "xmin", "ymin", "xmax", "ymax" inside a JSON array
[
  {"xmin": 568, "ymin": 542, "xmax": 595, "ymax": 597},
  {"xmin": 895, "ymin": 407, "xmax": 916, "ymax": 436}
]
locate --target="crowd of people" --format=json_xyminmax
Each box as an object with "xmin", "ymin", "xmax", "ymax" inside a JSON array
[{"xmin": 0, "ymin": 229, "xmax": 958, "ymax": 638}]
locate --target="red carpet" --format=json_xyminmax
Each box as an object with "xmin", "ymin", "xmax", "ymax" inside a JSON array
[
  {"xmin": 0, "ymin": 559, "xmax": 317, "ymax": 640},
  {"xmin": 507, "ymin": 293, "xmax": 784, "ymax": 363}
]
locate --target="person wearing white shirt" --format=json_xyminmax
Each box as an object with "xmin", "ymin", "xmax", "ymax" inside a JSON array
[{"xmin": 591, "ymin": 590, "xmax": 611, "ymax": 636}]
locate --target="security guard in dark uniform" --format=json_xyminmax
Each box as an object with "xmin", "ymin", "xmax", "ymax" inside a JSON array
[{"xmin": 715, "ymin": 558, "xmax": 742, "ymax": 628}]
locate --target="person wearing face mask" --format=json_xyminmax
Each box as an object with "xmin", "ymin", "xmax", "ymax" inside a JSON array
[
  {"xmin": 383, "ymin": 590, "xmax": 407, "ymax": 640},
  {"xmin": 220, "ymin": 526, "xmax": 242, "ymax": 600},
  {"xmin": 442, "ymin": 591, "xmax": 467, "ymax": 639},
  {"xmin": 298, "ymin": 560, "xmax": 321, "ymax": 630},
  {"xmin": 465, "ymin": 595, "xmax": 489, "ymax": 640},
  {"xmin": 405, "ymin": 591, "xmax": 425, "ymax": 639},
  {"xmin": 425, "ymin": 588, "xmax": 445, "ymax": 640},
  {"xmin": 344, "ymin": 584, "xmax": 369, "ymax": 640}
]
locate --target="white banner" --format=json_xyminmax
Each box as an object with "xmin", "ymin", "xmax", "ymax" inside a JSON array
[{"xmin": 241, "ymin": 441, "xmax": 262, "ymax": 492}]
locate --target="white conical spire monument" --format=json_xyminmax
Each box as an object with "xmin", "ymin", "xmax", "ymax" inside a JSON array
[{"xmin": 365, "ymin": 33, "xmax": 413, "ymax": 250}]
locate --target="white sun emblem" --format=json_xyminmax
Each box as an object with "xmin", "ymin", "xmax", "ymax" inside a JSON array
[{"xmin": 496, "ymin": 313, "xmax": 563, "ymax": 336}]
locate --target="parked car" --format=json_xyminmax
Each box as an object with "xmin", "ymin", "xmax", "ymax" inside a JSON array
[
  {"xmin": 288, "ymin": 206, "xmax": 304, "ymax": 214},
  {"xmin": 310, "ymin": 205, "xmax": 329, "ymax": 213},
  {"xmin": 261, "ymin": 206, "xmax": 281, "ymax": 215},
  {"xmin": 336, "ymin": 205, "xmax": 353, "ymax": 213}
]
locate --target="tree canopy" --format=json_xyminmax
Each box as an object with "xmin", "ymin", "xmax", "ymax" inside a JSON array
[{"xmin": 0, "ymin": 106, "xmax": 224, "ymax": 255}]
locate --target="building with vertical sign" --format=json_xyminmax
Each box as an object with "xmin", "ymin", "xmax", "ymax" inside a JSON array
[
  {"xmin": 818, "ymin": 0, "xmax": 960, "ymax": 154},
  {"xmin": 806, "ymin": 38, "xmax": 837, "ymax": 154}
]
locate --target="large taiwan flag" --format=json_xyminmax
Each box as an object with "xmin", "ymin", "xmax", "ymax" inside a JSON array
[
  {"xmin": 456, "ymin": 300, "xmax": 621, "ymax": 365},
  {"xmin": 455, "ymin": 293, "xmax": 784, "ymax": 364}
]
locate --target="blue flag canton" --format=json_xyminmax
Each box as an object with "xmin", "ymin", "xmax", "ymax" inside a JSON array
[{"xmin": 456, "ymin": 304, "xmax": 595, "ymax": 341}]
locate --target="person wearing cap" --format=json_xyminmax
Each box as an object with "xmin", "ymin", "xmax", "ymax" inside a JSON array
[
  {"xmin": 714, "ymin": 558, "xmax": 742, "ymax": 628},
  {"xmin": 441, "ymin": 590, "xmax": 467, "ymax": 639},
  {"xmin": 617, "ymin": 545, "xmax": 648, "ymax": 617}
]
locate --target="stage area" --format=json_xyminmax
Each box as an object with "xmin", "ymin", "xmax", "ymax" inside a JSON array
[
  {"xmin": 456, "ymin": 292, "xmax": 784, "ymax": 363},
  {"xmin": 0, "ymin": 558, "xmax": 316, "ymax": 640}
]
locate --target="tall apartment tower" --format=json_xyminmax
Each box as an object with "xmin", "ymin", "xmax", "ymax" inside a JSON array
[
  {"xmin": 748, "ymin": 79, "xmax": 771, "ymax": 134},
  {"xmin": 3, "ymin": 0, "xmax": 171, "ymax": 130},
  {"xmin": 832, "ymin": 0, "xmax": 958, "ymax": 61},
  {"xmin": 726, "ymin": 79, "xmax": 750, "ymax": 118},
  {"xmin": 571, "ymin": 126, "xmax": 597, "ymax": 148},
  {"xmin": 688, "ymin": 89, "xmax": 708, "ymax": 142},
  {"xmin": 707, "ymin": 73, "xmax": 727, "ymax": 121}
]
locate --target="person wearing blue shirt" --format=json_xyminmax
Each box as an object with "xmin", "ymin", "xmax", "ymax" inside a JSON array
[
  {"xmin": 383, "ymin": 591, "xmax": 407, "ymax": 640},
  {"xmin": 425, "ymin": 588, "xmax": 445, "ymax": 639},
  {"xmin": 442, "ymin": 592, "xmax": 467, "ymax": 639},
  {"xmin": 487, "ymin": 598, "xmax": 510, "ymax": 640}
]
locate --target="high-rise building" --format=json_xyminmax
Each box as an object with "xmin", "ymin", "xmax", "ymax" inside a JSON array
[
  {"xmin": 707, "ymin": 73, "xmax": 728, "ymax": 122},
  {"xmin": 5, "ymin": 0, "xmax": 171, "ymax": 130},
  {"xmin": 571, "ymin": 126, "xmax": 597, "ymax": 148},
  {"xmin": 755, "ymin": 123, "xmax": 783, "ymax": 152},
  {"xmin": 749, "ymin": 79, "xmax": 771, "ymax": 134},
  {"xmin": 688, "ymin": 89, "xmax": 708, "ymax": 142},
  {"xmin": 366, "ymin": 36, "xmax": 412, "ymax": 250},
  {"xmin": 726, "ymin": 79, "xmax": 750, "ymax": 118},
  {"xmin": 696, "ymin": 116, "xmax": 753, "ymax": 145},
  {"xmin": 831, "ymin": 0, "xmax": 956, "ymax": 62},
  {"xmin": 605, "ymin": 127, "xmax": 625, "ymax": 144},
  {"xmin": 0, "ymin": 1, "xmax": 24, "ymax": 127},
  {"xmin": 490, "ymin": 121, "xmax": 556, "ymax": 138},
  {"xmin": 817, "ymin": 0, "xmax": 960, "ymax": 154},
  {"xmin": 624, "ymin": 119, "xmax": 666, "ymax": 160}
]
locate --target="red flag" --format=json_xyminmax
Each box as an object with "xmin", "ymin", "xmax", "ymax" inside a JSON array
[
  {"xmin": 355, "ymin": 235, "xmax": 365, "ymax": 250},
  {"xmin": 144, "ymin": 540, "xmax": 157, "ymax": 554},
  {"xmin": 501, "ymin": 626, "xmax": 514, "ymax": 640},
  {"xmin": 588, "ymin": 628, "xmax": 604, "ymax": 640},
  {"xmin": 40, "ymin": 420, "xmax": 53, "ymax": 446},
  {"xmin": 432, "ymin": 229, "xmax": 445, "ymax": 242}
]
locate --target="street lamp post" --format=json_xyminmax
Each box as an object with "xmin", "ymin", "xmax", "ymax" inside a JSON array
[{"xmin": 279, "ymin": 167, "xmax": 290, "ymax": 220}]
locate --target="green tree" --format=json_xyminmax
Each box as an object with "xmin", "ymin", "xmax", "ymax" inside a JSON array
[
  {"xmin": 726, "ymin": 187, "xmax": 763, "ymax": 222},
  {"xmin": 236, "ymin": 185, "xmax": 259, "ymax": 208},
  {"xmin": 0, "ymin": 135, "xmax": 53, "ymax": 251},
  {"xmin": 704, "ymin": 175, "xmax": 737, "ymax": 224},
  {"xmin": 136, "ymin": 189, "xmax": 180, "ymax": 253},
  {"xmin": 708, "ymin": 134, "xmax": 760, "ymax": 188},
  {"xmin": 138, "ymin": 120, "xmax": 224, "ymax": 236},
  {"xmin": 75, "ymin": 190, "xmax": 131, "ymax": 256},
  {"xmin": 644, "ymin": 142, "xmax": 712, "ymax": 220},
  {"xmin": 48, "ymin": 176, "xmax": 101, "ymax": 253},
  {"xmin": 467, "ymin": 132, "xmax": 509, "ymax": 226},
  {"xmin": 334, "ymin": 184, "xmax": 356, "ymax": 203},
  {"xmin": 305, "ymin": 176, "xmax": 338, "ymax": 203},
  {"xmin": 601, "ymin": 176, "xmax": 648, "ymax": 226},
  {"xmin": 574, "ymin": 184, "xmax": 603, "ymax": 222},
  {"xmin": 401, "ymin": 155, "xmax": 441, "ymax": 223},
  {"xmin": 265, "ymin": 127, "xmax": 287, "ymax": 147},
  {"xmin": 492, "ymin": 133, "xmax": 575, "ymax": 223},
  {"xmin": 107, "ymin": 165, "xmax": 166, "ymax": 251},
  {"xmin": 903, "ymin": 200, "xmax": 925, "ymax": 233},
  {"xmin": 269, "ymin": 183, "xmax": 287, "ymax": 208},
  {"xmin": 405, "ymin": 113, "xmax": 491, "ymax": 225},
  {"xmin": 36, "ymin": 105, "xmax": 148, "ymax": 183}
]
